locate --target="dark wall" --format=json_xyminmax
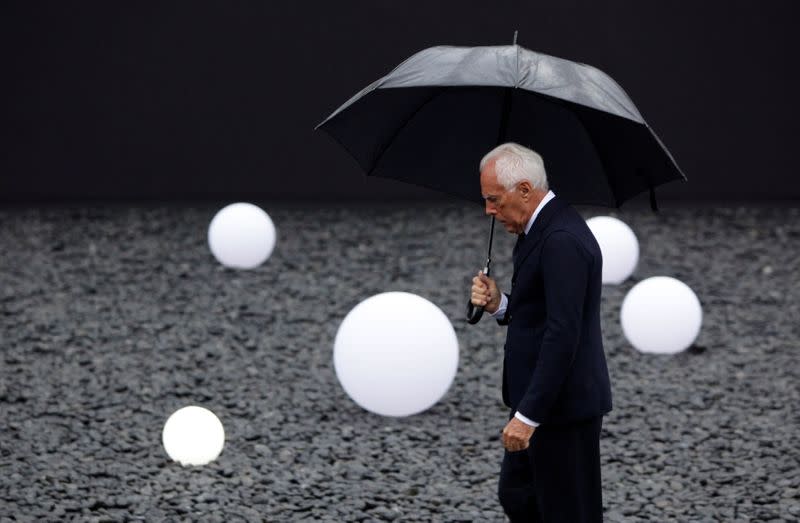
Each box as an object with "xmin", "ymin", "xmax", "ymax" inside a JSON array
[{"xmin": 2, "ymin": 1, "xmax": 798, "ymax": 203}]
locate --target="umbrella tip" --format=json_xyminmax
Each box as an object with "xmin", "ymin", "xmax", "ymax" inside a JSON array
[{"xmin": 513, "ymin": 30, "xmax": 518, "ymax": 45}]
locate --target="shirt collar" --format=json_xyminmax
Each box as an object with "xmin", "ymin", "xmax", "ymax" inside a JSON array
[{"xmin": 524, "ymin": 190, "xmax": 556, "ymax": 235}]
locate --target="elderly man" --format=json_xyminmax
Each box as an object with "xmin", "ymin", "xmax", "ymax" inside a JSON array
[{"xmin": 470, "ymin": 143, "xmax": 612, "ymax": 522}]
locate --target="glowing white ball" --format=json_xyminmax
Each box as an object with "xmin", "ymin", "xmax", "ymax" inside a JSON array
[
  {"xmin": 334, "ymin": 292, "xmax": 459, "ymax": 417},
  {"xmin": 162, "ymin": 406, "xmax": 225, "ymax": 466},
  {"xmin": 621, "ymin": 276, "xmax": 703, "ymax": 354},
  {"xmin": 586, "ymin": 216, "xmax": 639, "ymax": 284},
  {"xmin": 208, "ymin": 203, "xmax": 276, "ymax": 269}
]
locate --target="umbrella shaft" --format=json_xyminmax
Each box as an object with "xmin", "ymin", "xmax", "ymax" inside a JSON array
[
  {"xmin": 484, "ymin": 216, "xmax": 496, "ymax": 277},
  {"xmin": 497, "ymin": 87, "xmax": 513, "ymax": 144},
  {"xmin": 483, "ymin": 88, "xmax": 512, "ymax": 277}
]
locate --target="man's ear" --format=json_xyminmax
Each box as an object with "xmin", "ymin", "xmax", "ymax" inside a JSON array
[{"xmin": 518, "ymin": 181, "xmax": 533, "ymax": 200}]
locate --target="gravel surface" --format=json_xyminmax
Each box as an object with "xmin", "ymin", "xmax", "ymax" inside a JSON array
[{"xmin": 1, "ymin": 202, "xmax": 798, "ymax": 522}]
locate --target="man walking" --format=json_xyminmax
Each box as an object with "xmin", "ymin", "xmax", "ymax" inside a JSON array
[{"xmin": 470, "ymin": 142, "xmax": 612, "ymax": 522}]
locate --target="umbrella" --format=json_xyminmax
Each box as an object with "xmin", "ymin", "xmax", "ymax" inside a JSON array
[{"xmin": 317, "ymin": 35, "xmax": 686, "ymax": 323}]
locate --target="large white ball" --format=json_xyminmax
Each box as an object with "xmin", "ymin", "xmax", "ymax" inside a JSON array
[
  {"xmin": 334, "ymin": 292, "xmax": 459, "ymax": 417},
  {"xmin": 621, "ymin": 276, "xmax": 703, "ymax": 355},
  {"xmin": 162, "ymin": 406, "xmax": 225, "ymax": 466},
  {"xmin": 208, "ymin": 203, "xmax": 276, "ymax": 269},
  {"xmin": 586, "ymin": 216, "xmax": 639, "ymax": 284}
]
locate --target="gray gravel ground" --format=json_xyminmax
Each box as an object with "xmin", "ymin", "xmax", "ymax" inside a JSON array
[{"xmin": 0, "ymin": 202, "xmax": 798, "ymax": 522}]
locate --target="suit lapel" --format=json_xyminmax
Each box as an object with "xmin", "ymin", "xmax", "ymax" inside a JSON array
[{"xmin": 512, "ymin": 196, "xmax": 567, "ymax": 277}]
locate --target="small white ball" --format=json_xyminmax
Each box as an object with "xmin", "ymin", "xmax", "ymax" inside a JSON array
[
  {"xmin": 162, "ymin": 406, "xmax": 225, "ymax": 466},
  {"xmin": 334, "ymin": 292, "xmax": 459, "ymax": 417},
  {"xmin": 208, "ymin": 203, "xmax": 276, "ymax": 269},
  {"xmin": 621, "ymin": 276, "xmax": 703, "ymax": 354},
  {"xmin": 586, "ymin": 216, "xmax": 639, "ymax": 284}
]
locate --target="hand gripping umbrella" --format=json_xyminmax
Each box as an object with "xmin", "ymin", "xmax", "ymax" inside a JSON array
[{"xmin": 317, "ymin": 34, "xmax": 686, "ymax": 324}]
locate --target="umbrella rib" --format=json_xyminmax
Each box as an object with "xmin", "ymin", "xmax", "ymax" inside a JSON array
[
  {"xmin": 368, "ymin": 87, "xmax": 450, "ymax": 175},
  {"xmin": 571, "ymin": 110, "xmax": 622, "ymax": 207},
  {"xmin": 643, "ymin": 123, "xmax": 687, "ymax": 181},
  {"xmin": 572, "ymin": 105, "xmax": 684, "ymax": 205}
]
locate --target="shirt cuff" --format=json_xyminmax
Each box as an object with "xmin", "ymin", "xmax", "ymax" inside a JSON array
[
  {"xmin": 514, "ymin": 411, "xmax": 539, "ymax": 427},
  {"xmin": 490, "ymin": 293, "xmax": 509, "ymax": 318}
]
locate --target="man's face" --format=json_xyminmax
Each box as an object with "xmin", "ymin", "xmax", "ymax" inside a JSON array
[{"xmin": 480, "ymin": 159, "xmax": 531, "ymax": 234}]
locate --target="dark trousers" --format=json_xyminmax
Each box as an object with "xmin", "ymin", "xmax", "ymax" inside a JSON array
[{"xmin": 498, "ymin": 416, "xmax": 603, "ymax": 522}]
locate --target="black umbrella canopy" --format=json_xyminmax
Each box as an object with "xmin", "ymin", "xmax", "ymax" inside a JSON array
[{"xmin": 318, "ymin": 44, "xmax": 686, "ymax": 207}]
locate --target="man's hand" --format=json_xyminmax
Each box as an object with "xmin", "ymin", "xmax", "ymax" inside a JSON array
[
  {"xmin": 471, "ymin": 271, "xmax": 501, "ymax": 313},
  {"xmin": 502, "ymin": 417, "xmax": 535, "ymax": 452}
]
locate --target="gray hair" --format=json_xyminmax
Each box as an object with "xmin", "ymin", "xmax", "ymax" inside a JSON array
[{"xmin": 479, "ymin": 142, "xmax": 549, "ymax": 192}]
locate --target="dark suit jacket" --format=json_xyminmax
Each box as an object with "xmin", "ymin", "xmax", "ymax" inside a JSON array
[{"xmin": 498, "ymin": 196, "xmax": 612, "ymax": 425}]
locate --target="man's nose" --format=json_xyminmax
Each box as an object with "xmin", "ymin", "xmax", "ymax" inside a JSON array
[{"xmin": 485, "ymin": 202, "xmax": 496, "ymax": 215}]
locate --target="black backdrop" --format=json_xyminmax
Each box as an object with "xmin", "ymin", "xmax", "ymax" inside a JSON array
[{"xmin": 2, "ymin": 1, "xmax": 798, "ymax": 204}]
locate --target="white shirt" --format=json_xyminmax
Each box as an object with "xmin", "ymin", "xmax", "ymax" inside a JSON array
[{"xmin": 490, "ymin": 190, "xmax": 555, "ymax": 428}]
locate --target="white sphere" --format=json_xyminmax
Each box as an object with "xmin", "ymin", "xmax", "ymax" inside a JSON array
[
  {"xmin": 208, "ymin": 203, "xmax": 276, "ymax": 269},
  {"xmin": 621, "ymin": 276, "xmax": 703, "ymax": 355},
  {"xmin": 333, "ymin": 292, "xmax": 459, "ymax": 417},
  {"xmin": 586, "ymin": 216, "xmax": 639, "ymax": 284},
  {"xmin": 162, "ymin": 406, "xmax": 225, "ymax": 466}
]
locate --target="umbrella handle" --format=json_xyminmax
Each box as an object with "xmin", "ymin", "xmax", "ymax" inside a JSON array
[
  {"xmin": 467, "ymin": 218, "xmax": 496, "ymax": 325},
  {"xmin": 465, "ymin": 301, "xmax": 485, "ymax": 324},
  {"xmin": 466, "ymin": 261, "xmax": 491, "ymax": 324}
]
